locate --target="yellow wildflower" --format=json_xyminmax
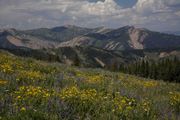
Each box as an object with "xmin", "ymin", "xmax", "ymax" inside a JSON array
[
  {"xmin": 0, "ymin": 80, "xmax": 8, "ymax": 85},
  {"xmin": 16, "ymin": 70, "xmax": 45, "ymax": 82},
  {"xmin": 20, "ymin": 107, "xmax": 26, "ymax": 111},
  {"xmin": 0, "ymin": 64, "xmax": 13, "ymax": 74},
  {"xmin": 169, "ymin": 91, "xmax": 180, "ymax": 112},
  {"xmin": 143, "ymin": 81, "xmax": 157, "ymax": 88}
]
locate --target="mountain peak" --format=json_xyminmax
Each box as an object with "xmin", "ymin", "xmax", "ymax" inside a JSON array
[
  {"xmin": 121, "ymin": 25, "xmax": 135, "ymax": 30},
  {"xmin": 93, "ymin": 26, "xmax": 112, "ymax": 34},
  {"xmin": 0, "ymin": 28, "xmax": 17, "ymax": 36},
  {"xmin": 64, "ymin": 24, "xmax": 77, "ymax": 28},
  {"xmin": 52, "ymin": 25, "xmax": 83, "ymax": 32},
  {"xmin": 119, "ymin": 26, "xmax": 149, "ymax": 32},
  {"xmin": 64, "ymin": 25, "xmax": 86, "ymax": 29}
]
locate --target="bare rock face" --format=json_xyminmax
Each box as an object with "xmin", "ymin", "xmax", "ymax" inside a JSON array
[{"xmin": 128, "ymin": 27, "xmax": 148, "ymax": 49}]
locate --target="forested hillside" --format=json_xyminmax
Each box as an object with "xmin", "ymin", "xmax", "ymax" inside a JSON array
[{"xmin": 119, "ymin": 58, "xmax": 180, "ymax": 82}]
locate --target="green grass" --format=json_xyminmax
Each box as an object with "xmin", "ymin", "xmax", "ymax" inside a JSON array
[{"xmin": 0, "ymin": 50, "xmax": 180, "ymax": 120}]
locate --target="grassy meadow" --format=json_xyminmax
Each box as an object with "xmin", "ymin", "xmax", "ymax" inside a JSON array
[{"xmin": 0, "ymin": 50, "xmax": 180, "ymax": 120}]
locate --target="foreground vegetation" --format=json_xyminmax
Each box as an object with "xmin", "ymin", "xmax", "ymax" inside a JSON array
[{"xmin": 0, "ymin": 50, "xmax": 180, "ymax": 120}]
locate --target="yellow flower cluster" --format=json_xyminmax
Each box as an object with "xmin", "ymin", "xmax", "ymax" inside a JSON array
[
  {"xmin": 14, "ymin": 62, "xmax": 24, "ymax": 70},
  {"xmin": 86, "ymin": 75, "xmax": 104, "ymax": 84},
  {"xmin": 119, "ymin": 74, "xmax": 158, "ymax": 88},
  {"xmin": 16, "ymin": 70, "xmax": 44, "ymax": 82},
  {"xmin": 0, "ymin": 53, "xmax": 15, "ymax": 74},
  {"xmin": 143, "ymin": 81, "xmax": 158, "ymax": 88},
  {"xmin": 0, "ymin": 80, "xmax": 8, "ymax": 85},
  {"xmin": 13, "ymin": 86, "xmax": 54, "ymax": 112},
  {"xmin": 76, "ymin": 71, "xmax": 104, "ymax": 84},
  {"xmin": 15, "ymin": 86, "xmax": 52, "ymax": 100},
  {"xmin": 60, "ymin": 86, "xmax": 99, "ymax": 104},
  {"xmin": 141, "ymin": 100, "xmax": 151, "ymax": 113},
  {"xmin": 0, "ymin": 63, "xmax": 14, "ymax": 74},
  {"xmin": 60, "ymin": 86, "xmax": 80, "ymax": 100},
  {"xmin": 169, "ymin": 92, "xmax": 180, "ymax": 111},
  {"xmin": 80, "ymin": 89, "xmax": 98, "ymax": 102},
  {"xmin": 113, "ymin": 93, "xmax": 136, "ymax": 113}
]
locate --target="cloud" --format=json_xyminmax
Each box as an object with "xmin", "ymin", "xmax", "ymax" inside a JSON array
[{"xmin": 0, "ymin": 0, "xmax": 179, "ymax": 31}]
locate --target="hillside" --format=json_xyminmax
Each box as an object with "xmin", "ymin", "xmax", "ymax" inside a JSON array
[
  {"xmin": 0, "ymin": 50, "xmax": 180, "ymax": 120},
  {"xmin": 2, "ymin": 46, "xmax": 180, "ymax": 68},
  {"xmin": 0, "ymin": 26, "xmax": 180, "ymax": 51}
]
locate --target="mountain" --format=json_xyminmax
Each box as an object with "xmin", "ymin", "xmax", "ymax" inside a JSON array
[
  {"xmin": 0, "ymin": 25, "xmax": 95, "ymax": 49},
  {"xmin": 0, "ymin": 29, "xmax": 57, "ymax": 49},
  {"xmin": 164, "ymin": 31, "xmax": 180, "ymax": 36},
  {"xmin": 58, "ymin": 26, "xmax": 180, "ymax": 50},
  {"xmin": 21, "ymin": 25, "xmax": 92, "ymax": 42},
  {"xmin": 0, "ymin": 25, "xmax": 180, "ymax": 51},
  {"xmin": 1, "ymin": 25, "xmax": 180, "ymax": 68}
]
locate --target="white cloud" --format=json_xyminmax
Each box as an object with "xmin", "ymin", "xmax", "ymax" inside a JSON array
[{"xmin": 0, "ymin": 0, "xmax": 179, "ymax": 31}]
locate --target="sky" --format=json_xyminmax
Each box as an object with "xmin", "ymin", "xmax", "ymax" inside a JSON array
[{"xmin": 0, "ymin": 0, "xmax": 180, "ymax": 32}]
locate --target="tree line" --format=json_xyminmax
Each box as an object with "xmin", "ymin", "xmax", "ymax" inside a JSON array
[{"xmin": 118, "ymin": 57, "xmax": 180, "ymax": 83}]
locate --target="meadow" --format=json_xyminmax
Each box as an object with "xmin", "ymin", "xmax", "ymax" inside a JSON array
[{"xmin": 0, "ymin": 50, "xmax": 179, "ymax": 120}]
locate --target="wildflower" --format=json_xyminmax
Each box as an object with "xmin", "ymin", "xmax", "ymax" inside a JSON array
[
  {"xmin": 141, "ymin": 100, "xmax": 151, "ymax": 114},
  {"xmin": 59, "ymin": 86, "xmax": 100, "ymax": 105},
  {"xmin": 20, "ymin": 107, "xmax": 26, "ymax": 111},
  {"xmin": 0, "ymin": 80, "xmax": 8, "ymax": 85},
  {"xmin": 86, "ymin": 75, "xmax": 104, "ymax": 84},
  {"xmin": 14, "ymin": 86, "xmax": 52, "ymax": 103},
  {"xmin": 16, "ymin": 70, "xmax": 45, "ymax": 82},
  {"xmin": 143, "ymin": 81, "xmax": 157, "ymax": 88},
  {"xmin": 0, "ymin": 63, "xmax": 14, "ymax": 74},
  {"xmin": 169, "ymin": 92, "xmax": 180, "ymax": 112},
  {"xmin": 113, "ymin": 95, "xmax": 136, "ymax": 113},
  {"xmin": 17, "ymin": 96, "xmax": 21, "ymax": 99}
]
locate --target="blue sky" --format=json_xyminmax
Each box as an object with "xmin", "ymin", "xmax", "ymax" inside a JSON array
[
  {"xmin": 0, "ymin": 0, "xmax": 180, "ymax": 32},
  {"xmin": 116, "ymin": 0, "xmax": 137, "ymax": 8},
  {"xmin": 88, "ymin": 0, "xmax": 137, "ymax": 7}
]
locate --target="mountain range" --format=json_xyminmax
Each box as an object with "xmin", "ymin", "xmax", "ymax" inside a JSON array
[
  {"xmin": 0, "ymin": 25, "xmax": 180, "ymax": 68},
  {"xmin": 1, "ymin": 25, "xmax": 180, "ymax": 50}
]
